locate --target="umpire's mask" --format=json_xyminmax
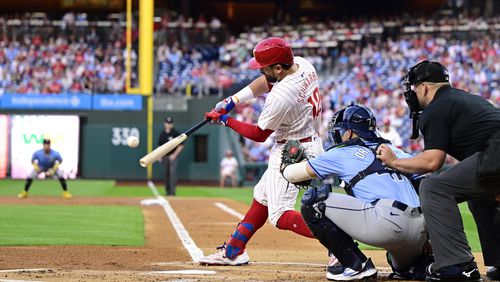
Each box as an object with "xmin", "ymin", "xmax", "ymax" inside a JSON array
[{"xmin": 403, "ymin": 60, "xmax": 449, "ymax": 139}]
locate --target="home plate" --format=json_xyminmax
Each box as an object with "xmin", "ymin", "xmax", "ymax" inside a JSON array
[
  {"xmin": 140, "ymin": 199, "xmax": 164, "ymax": 206},
  {"xmin": 143, "ymin": 270, "xmax": 216, "ymax": 275}
]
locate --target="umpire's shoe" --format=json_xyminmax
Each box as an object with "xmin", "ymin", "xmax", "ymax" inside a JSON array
[
  {"xmin": 487, "ymin": 266, "xmax": 499, "ymax": 280},
  {"xmin": 425, "ymin": 261, "xmax": 481, "ymax": 282},
  {"xmin": 326, "ymin": 258, "xmax": 377, "ymax": 281}
]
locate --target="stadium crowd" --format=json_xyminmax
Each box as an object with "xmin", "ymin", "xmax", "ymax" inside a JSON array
[{"xmin": 1, "ymin": 12, "xmax": 499, "ymax": 160}]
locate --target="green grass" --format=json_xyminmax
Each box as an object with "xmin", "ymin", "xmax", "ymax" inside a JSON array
[
  {"xmin": 0, "ymin": 180, "xmax": 482, "ymax": 251},
  {"xmin": 0, "ymin": 205, "xmax": 144, "ymax": 246},
  {"xmin": 0, "ymin": 179, "xmax": 153, "ymax": 197}
]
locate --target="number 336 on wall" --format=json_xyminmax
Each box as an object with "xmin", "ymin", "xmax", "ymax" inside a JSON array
[{"xmin": 111, "ymin": 127, "xmax": 140, "ymax": 146}]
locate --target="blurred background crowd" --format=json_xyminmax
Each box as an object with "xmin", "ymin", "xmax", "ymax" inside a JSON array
[{"xmin": 0, "ymin": 8, "xmax": 499, "ymax": 161}]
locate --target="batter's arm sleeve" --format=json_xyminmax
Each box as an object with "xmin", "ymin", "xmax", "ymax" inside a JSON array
[
  {"xmin": 282, "ymin": 162, "xmax": 316, "ymax": 183},
  {"xmin": 226, "ymin": 117, "xmax": 274, "ymax": 142}
]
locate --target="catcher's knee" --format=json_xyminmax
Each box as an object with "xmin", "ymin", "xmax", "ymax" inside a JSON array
[{"xmin": 300, "ymin": 184, "xmax": 331, "ymax": 221}]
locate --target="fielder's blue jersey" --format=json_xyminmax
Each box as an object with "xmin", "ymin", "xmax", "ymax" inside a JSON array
[
  {"xmin": 32, "ymin": 149, "xmax": 62, "ymax": 171},
  {"xmin": 307, "ymin": 142, "xmax": 420, "ymax": 207}
]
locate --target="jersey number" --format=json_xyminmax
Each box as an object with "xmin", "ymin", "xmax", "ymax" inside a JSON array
[{"xmin": 307, "ymin": 87, "xmax": 322, "ymax": 119}]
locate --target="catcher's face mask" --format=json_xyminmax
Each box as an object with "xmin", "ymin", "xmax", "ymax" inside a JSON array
[{"xmin": 328, "ymin": 109, "xmax": 346, "ymax": 145}]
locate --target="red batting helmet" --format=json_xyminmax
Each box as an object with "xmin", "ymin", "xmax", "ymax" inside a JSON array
[{"xmin": 248, "ymin": 37, "xmax": 294, "ymax": 69}]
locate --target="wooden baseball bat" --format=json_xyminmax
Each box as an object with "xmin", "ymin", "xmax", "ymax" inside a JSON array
[{"xmin": 139, "ymin": 119, "xmax": 210, "ymax": 167}]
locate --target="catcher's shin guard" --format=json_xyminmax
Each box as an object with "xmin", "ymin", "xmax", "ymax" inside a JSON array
[
  {"xmin": 226, "ymin": 222, "xmax": 254, "ymax": 259},
  {"xmin": 301, "ymin": 195, "xmax": 367, "ymax": 271}
]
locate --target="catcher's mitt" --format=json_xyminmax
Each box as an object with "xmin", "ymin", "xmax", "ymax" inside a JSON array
[{"xmin": 280, "ymin": 140, "xmax": 311, "ymax": 188}]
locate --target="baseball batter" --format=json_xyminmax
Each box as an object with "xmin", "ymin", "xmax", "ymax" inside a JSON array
[
  {"xmin": 282, "ymin": 105, "xmax": 432, "ymax": 281},
  {"xmin": 18, "ymin": 139, "xmax": 72, "ymax": 199},
  {"xmin": 201, "ymin": 37, "xmax": 324, "ymax": 265}
]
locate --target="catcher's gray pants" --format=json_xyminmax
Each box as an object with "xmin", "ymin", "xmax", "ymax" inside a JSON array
[
  {"xmin": 419, "ymin": 152, "xmax": 500, "ymax": 269},
  {"xmin": 324, "ymin": 194, "xmax": 427, "ymax": 270},
  {"xmin": 162, "ymin": 157, "xmax": 177, "ymax": 196}
]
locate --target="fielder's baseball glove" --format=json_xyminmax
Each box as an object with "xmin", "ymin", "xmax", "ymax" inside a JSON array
[{"xmin": 280, "ymin": 140, "xmax": 312, "ymax": 188}]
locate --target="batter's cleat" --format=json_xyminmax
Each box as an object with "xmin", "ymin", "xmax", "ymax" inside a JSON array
[
  {"xmin": 17, "ymin": 191, "xmax": 28, "ymax": 199},
  {"xmin": 327, "ymin": 253, "xmax": 344, "ymax": 275},
  {"xmin": 425, "ymin": 261, "xmax": 481, "ymax": 282},
  {"xmin": 327, "ymin": 258, "xmax": 377, "ymax": 281},
  {"xmin": 198, "ymin": 243, "xmax": 250, "ymax": 266},
  {"xmin": 63, "ymin": 191, "xmax": 73, "ymax": 199}
]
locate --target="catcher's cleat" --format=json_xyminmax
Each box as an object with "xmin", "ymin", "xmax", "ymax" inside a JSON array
[
  {"xmin": 327, "ymin": 253, "xmax": 344, "ymax": 275},
  {"xmin": 199, "ymin": 243, "xmax": 250, "ymax": 266},
  {"xmin": 17, "ymin": 191, "xmax": 28, "ymax": 199},
  {"xmin": 327, "ymin": 258, "xmax": 377, "ymax": 281},
  {"xmin": 63, "ymin": 191, "xmax": 73, "ymax": 199}
]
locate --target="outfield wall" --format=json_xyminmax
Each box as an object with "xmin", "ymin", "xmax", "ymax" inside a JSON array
[{"xmin": 1, "ymin": 95, "xmax": 238, "ymax": 181}]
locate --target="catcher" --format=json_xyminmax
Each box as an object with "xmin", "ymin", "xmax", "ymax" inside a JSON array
[
  {"xmin": 18, "ymin": 139, "xmax": 72, "ymax": 199},
  {"xmin": 281, "ymin": 104, "xmax": 432, "ymax": 281}
]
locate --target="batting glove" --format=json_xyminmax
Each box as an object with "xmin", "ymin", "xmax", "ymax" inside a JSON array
[
  {"xmin": 205, "ymin": 110, "xmax": 229, "ymax": 125},
  {"xmin": 214, "ymin": 96, "xmax": 235, "ymax": 114}
]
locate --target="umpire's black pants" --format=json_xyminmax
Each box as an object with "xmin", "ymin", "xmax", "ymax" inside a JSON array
[
  {"xmin": 419, "ymin": 152, "xmax": 500, "ymax": 270},
  {"xmin": 162, "ymin": 156, "xmax": 177, "ymax": 196}
]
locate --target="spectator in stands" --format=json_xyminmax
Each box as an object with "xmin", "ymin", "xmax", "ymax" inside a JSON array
[
  {"xmin": 220, "ymin": 150, "xmax": 239, "ymax": 188},
  {"xmin": 379, "ymin": 118, "xmax": 403, "ymax": 148}
]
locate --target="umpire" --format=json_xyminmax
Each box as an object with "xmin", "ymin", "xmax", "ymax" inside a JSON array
[
  {"xmin": 158, "ymin": 116, "xmax": 184, "ymax": 196},
  {"xmin": 377, "ymin": 60, "xmax": 500, "ymax": 281}
]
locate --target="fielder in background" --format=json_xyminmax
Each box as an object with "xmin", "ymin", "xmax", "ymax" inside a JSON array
[
  {"xmin": 220, "ymin": 149, "xmax": 239, "ymax": 188},
  {"xmin": 377, "ymin": 60, "xmax": 500, "ymax": 281},
  {"xmin": 282, "ymin": 104, "xmax": 432, "ymax": 281},
  {"xmin": 158, "ymin": 116, "xmax": 184, "ymax": 196},
  {"xmin": 201, "ymin": 37, "xmax": 324, "ymax": 265},
  {"xmin": 18, "ymin": 139, "xmax": 72, "ymax": 199}
]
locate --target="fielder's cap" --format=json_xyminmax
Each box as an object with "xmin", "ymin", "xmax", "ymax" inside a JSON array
[
  {"xmin": 164, "ymin": 116, "xmax": 174, "ymax": 123},
  {"xmin": 43, "ymin": 139, "xmax": 51, "ymax": 144},
  {"xmin": 407, "ymin": 60, "xmax": 449, "ymax": 85}
]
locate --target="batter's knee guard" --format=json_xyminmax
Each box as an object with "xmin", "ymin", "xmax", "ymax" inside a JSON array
[
  {"xmin": 225, "ymin": 222, "xmax": 254, "ymax": 259},
  {"xmin": 301, "ymin": 185, "xmax": 367, "ymax": 271}
]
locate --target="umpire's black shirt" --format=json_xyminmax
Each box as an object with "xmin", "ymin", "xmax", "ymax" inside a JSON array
[
  {"xmin": 158, "ymin": 128, "xmax": 181, "ymax": 156},
  {"xmin": 419, "ymin": 85, "xmax": 500, "ymax": 161}
]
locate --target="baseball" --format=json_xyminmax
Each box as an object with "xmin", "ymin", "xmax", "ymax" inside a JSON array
[{"xmin": 127, "ymin": 136, "xmax": 139, "ymax": 148}]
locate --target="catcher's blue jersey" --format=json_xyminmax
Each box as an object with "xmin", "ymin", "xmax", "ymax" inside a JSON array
[
  {"xmin": 307, "ymin": 143, "xmax": 420, "ymax": 207},
  {"xmin": 32, "ymin": 149, "xmax": 62, "ymax": 171}
]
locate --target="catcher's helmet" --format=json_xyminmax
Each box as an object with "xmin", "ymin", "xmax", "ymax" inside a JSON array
[
  {"xmin": 248, "ymin": 37, "xmax": 294, "ymax": 69},
  {"xmin": 328, "ymin": 104, "xmax": 378, "ymax": 144}
]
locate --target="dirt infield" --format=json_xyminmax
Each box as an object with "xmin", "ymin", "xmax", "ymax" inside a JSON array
[{"xmin": 0, "ymin": 196, "xmax": 486, "ymax": 281}]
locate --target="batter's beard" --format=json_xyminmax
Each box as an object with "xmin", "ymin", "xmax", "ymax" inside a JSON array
[{"xmin": 265, "ymin": 75, "xmax": 278, "ymax": 84}]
